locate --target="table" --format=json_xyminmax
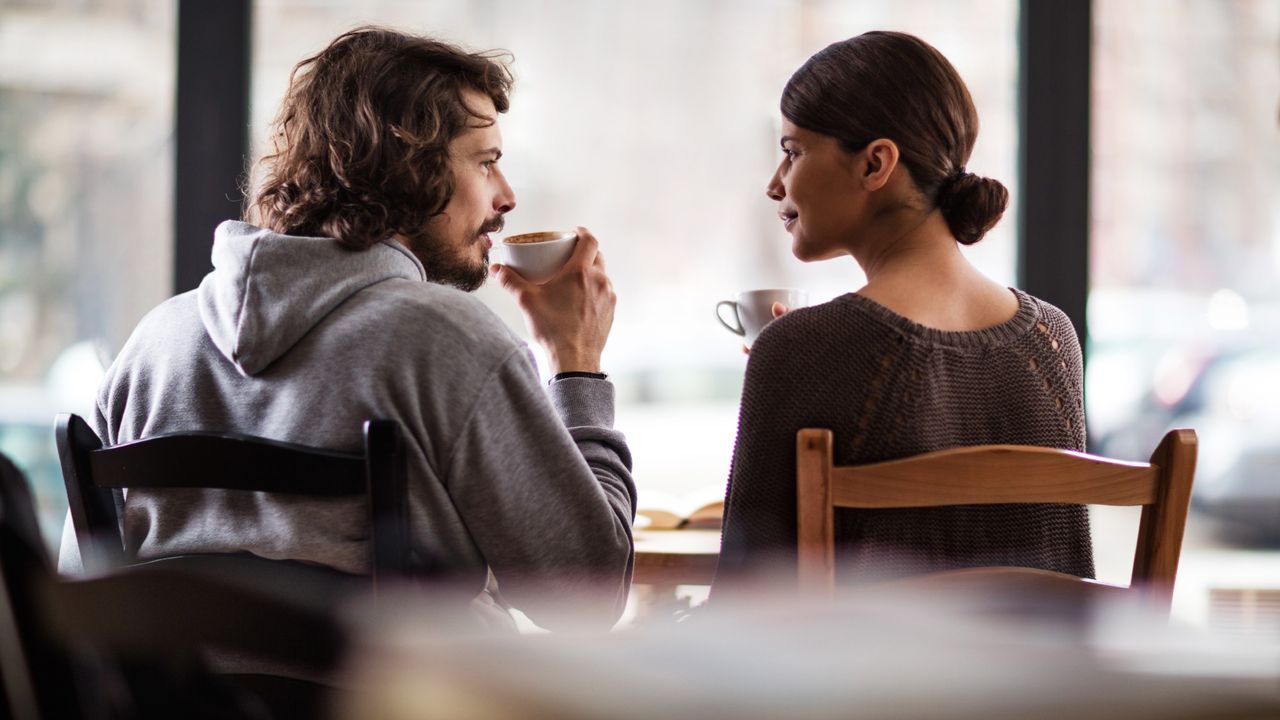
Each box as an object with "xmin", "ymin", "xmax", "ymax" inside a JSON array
[
  {"xmin": 343, "ymin": 581, "xmax": 1280, "ymax": 720},
  {"xmin": 632, "ymin": 528, "xmax": 720, "ymax": 587}
]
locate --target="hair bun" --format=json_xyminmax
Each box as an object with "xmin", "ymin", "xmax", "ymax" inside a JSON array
[{"xmin": 937, "ymin": 172, "xmax": 1008, "ymax": 245}]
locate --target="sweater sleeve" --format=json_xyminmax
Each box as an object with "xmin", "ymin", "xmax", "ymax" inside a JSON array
[
  {"xmin": 712, "ymin": 321, "xmax": 818, "ymax": 596},
  {"xmin": 442, "ymin": 348, "xmax": 635, "ymax": 630}
]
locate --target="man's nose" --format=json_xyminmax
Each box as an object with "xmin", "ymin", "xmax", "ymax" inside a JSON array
[{"xmin": 495, "ymin": 171, "xmax": 516, "ymax": 214}]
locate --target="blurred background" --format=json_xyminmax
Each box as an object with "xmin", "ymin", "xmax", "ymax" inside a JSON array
[{"xmin": 1, "ymin": 0, "xmax": 1277, "ymax": 634}]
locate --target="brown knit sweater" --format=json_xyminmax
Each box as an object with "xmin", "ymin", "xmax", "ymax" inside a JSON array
[{"xmin": 712, "ymin": 288, "xmax": 1095, "ymax": 594}]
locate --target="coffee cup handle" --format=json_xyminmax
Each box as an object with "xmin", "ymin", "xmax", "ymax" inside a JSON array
[{"xmin": 715, "ymin": 301, "xmax": 745, "ymax": 337}]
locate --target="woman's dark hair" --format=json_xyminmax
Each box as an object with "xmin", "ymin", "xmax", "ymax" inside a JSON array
[
  {"xmin": 246, "ymin": 26, "xmax": 513, "ymax": 250},
  {"xmin": 781, "ymin": 31, "xmax": 1007, "ymax": 245}
]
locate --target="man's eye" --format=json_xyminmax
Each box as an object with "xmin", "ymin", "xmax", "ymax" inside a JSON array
[{"xmin": 783, "ymin": 148, "xmax": 799, "ymax": 160}]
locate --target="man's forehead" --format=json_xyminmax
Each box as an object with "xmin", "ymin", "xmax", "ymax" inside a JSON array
[{"xmin": 455, "ymin": 89, "xmax": 502, "ymax": 146}]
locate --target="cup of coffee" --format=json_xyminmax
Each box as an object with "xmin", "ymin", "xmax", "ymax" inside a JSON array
[
  {"xmin": 716, "ymin": 289, "xmax": 809, "ymax": 348},
  {"xmin": 492, "ymin": 231, "xmax": 578, "ymax": 283}
]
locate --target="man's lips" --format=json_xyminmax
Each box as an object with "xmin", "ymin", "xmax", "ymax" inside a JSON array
[
  {"xmin": 478, "ymin": 217, "xmax": 504, "ymax": 248},
  {"xmin": 778, "ymin": 210, "xmax": 798, "ymax": 231}
]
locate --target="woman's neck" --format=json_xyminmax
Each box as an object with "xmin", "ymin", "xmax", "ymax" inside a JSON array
[
  {"xmin": 854, "ymin": 207, "xmax": 964, "ymax": 284},
  {"xmin": 849, "ymin": 207, "xmax": 1017, "ymax": 331}
]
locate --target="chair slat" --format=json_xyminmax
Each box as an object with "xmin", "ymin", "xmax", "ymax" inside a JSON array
[
  {"xmin": 831, "ymin": 445, "xmax": 1158, "ymax": 508},
  {"xmin": 88, "ymin": 433, "xmax": 366, "ymax": 496},
  {"xmin": 796, "ymin": 428, "xmax": 1198, "ymax": 614},
  {"xmin": 57, "ymin": 414, "xmax": 411, "ymax": 587}
]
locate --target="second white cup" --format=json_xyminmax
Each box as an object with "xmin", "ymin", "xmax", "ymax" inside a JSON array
[{"xmin": 716, "ymin": 288, "xmax": 809, "ymax": 348}]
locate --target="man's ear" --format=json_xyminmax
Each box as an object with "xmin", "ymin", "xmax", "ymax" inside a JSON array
[{"xmin": 861, "ymin": 138, "xmax": 899, "ymax": 191}]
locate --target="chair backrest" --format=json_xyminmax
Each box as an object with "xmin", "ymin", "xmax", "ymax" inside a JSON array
[
  {"xmin": 0, "ymin": 451, "xmax": 109, "ymax": 720},
  {"xmin": 4, "ymin": 448, "xmax": 343, "ymax": 718},
  {"xmin": 43, "ymin": 554, "xmax": 351, "ymax": 676},
  {"xmin": 55, "ymin": 413, "xmax": 410, "ymax": 590},
  {"xmin": 796, "ymin": 428, "xmax": 1197, "ymax": 611},
  {"xmin": 0, "ymin": 451, "xmax": 52, "ymax": 719}
]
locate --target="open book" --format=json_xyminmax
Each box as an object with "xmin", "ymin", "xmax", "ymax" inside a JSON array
[{"xmin": 635, "ymin": 489, "xmax": 725, "ymax": 530}]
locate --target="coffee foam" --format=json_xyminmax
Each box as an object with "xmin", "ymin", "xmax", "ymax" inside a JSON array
[{"xmin": 503, "ymin": 231, "xmax": 574, "ymax": 245}]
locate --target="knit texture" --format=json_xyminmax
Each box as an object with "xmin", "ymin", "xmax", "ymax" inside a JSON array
[{"xmin": 713, "ymin": 289, "xmax": 1095, "ymax": 594}]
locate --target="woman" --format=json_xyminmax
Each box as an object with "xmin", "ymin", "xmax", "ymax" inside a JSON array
[{"xmin": 712, "ymin": 31, "xmax": 1093, "ymax": 594}]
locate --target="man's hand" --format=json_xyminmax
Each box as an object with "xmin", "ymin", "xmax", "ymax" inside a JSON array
[{"xmin": 492, "ymin": 226, "xmax": 616, "ymax": 374}]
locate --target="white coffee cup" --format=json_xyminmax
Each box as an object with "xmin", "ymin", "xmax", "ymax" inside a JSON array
[
  {"xmin": 492, "ymin": 231, "xmax": 578, "ymax": 284},
  {"xmin": 716, "ymin": 289, "xmax": 809, "ymax": 348}
]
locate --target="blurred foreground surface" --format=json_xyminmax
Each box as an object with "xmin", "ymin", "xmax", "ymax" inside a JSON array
[{"xmin": 339, "ymin": 584, "xmax": 1280, "ymax": 720}]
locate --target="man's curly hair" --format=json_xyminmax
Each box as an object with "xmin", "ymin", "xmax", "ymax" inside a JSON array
[{"xmin": 246, "ymin": 27, "xmax": 513, "ymax": 250}]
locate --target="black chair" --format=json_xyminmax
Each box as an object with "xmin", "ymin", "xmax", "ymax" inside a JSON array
[
  {"xmin": 0, "ymin": 450, "xmax": 72, "ymax": 719},
  {"xmin": 55, "ymin": 414, "xmax": 410, "ymax": 591},
  {"xmin": 43, "ymin": 554, "xmax": 351, "ymax": 720},
  {"xmin": 2, "ymin": 447, "xmax": 348, "ymax": 719}
]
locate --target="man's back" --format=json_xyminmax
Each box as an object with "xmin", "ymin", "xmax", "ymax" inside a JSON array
[{"xmin": 68, "ymin": 221, "xmax": 636, "ymax": 629}]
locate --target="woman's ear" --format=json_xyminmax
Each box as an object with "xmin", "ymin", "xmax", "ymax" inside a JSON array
[{"xmin": 860, "ymin": 138, "xmax": 899, "ymax": 191}]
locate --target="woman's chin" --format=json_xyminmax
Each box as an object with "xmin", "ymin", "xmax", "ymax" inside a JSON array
[
  {"xmin": 791, "ymin": 237, "xmax": 818, "ymax": 262},
  {"xmin": 791, "ymin": 239, "xmax": 842, "ymax": 263}
]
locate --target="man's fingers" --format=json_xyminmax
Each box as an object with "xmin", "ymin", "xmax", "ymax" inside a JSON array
[
  {"xmin": 568, "ymin": 226, "xmax": 599, "ymax": 269},
  {"xmin": 771, "ymin": 302, "xmax": 789, "ymax": 319},
  {"xmin": 492, "ymin": 264, "xmax": 529, "ymax": 293}
]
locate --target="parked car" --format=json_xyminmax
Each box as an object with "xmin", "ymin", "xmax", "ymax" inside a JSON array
[
  {"xmin": 1093, "ymin": 344, "xmax": 1280, "ymax": 545},
  {"xmin": 1170, "ymin": 348, "xmax": 1280, "ymax": 544}
]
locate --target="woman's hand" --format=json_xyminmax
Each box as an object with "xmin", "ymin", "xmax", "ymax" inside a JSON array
[{"xmin": 742, "ymin": 302, "xmax": 791, "ymax": 355}]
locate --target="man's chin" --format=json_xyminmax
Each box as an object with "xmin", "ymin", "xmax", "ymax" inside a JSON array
[{"xmin": 418, "ymin": 259, "xmax": 488, "ymax": 293}]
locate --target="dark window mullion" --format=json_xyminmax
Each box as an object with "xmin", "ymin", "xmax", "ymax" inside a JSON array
[{"xmin": 174, "ymin": 0, "xmax": 251, "ymax": 294}]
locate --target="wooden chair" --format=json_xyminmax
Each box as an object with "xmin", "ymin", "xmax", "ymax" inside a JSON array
[
  {"xmin": 55, "ymin": 413, "xmax": 410, "ymax": 592},
  {"xmin": 796, "ymin": 428, "xmax": 1197, "ymax": 612}
]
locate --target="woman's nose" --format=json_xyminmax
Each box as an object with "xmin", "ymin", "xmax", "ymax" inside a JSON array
[{"xmin": 765, "ymin": 168, "xmax": 785, "ymax": 201}]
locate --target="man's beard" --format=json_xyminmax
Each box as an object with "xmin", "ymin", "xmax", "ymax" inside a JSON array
[{"xmin": 405, "ymin": 215, "xmax": 504, "ymax": 292}]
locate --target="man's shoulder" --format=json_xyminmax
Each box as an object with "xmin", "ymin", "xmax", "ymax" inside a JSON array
[
  {"xmin": 354, "ymin": 278, "xmax": 525, "ymax": 353},
  {"xmin": 128, "ymin": 290, "xmax": 204, "ymax": 343}
]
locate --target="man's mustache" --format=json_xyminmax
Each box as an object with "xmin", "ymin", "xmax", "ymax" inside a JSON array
[{"xmin": 480, "ymin": 216, "xmax": 505, "ymax": 235}]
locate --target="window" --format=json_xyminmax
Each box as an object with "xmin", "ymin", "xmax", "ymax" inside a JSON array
[
  {"xmin": 1090, "ymin": 0, "xmax": 1280, "ymax": 622},
  {"xmin": 0, "ymin": 1, "xmax": 175, "ymax": 545},
  {"xmin": 252, "ymin": 0, "xmax": 1020, "ymax": 510}
]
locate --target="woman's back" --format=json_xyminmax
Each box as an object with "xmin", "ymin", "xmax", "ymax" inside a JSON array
[
  {"xmin": 714, "ymin": 30, "xmax": 1095, "ymax": 596},
  {"xmin": 714, "ymin": 289, "xmax": 1094, "ymax": 589}
]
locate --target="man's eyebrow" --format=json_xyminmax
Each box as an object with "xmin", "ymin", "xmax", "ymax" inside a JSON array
[
  {"xmin": 779, "ymin": 135, "xmax": 798, "ymax": 147},
  {"xmin": 473, "ymin": 147, "xmax": 503, "ymax": 160}
]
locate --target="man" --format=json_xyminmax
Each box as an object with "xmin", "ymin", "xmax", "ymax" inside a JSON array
[{"xmin": 59, "ymin": 27, "xmax": 635, "ymax": 630}]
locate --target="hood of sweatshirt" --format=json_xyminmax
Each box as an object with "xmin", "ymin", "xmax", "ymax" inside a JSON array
[{"xmin": 197, "ymin": 220, "xmax": 426, "ymax": 377}]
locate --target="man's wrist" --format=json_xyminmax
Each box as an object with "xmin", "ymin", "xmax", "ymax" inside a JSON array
[{"xmin": 548, "ymin": 351, "xmax": 602, "ymax": 375}]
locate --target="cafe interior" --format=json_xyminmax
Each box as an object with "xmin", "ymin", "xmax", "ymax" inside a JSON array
[{"xmin": 1, "ymin": 0, "xmax": 1279, "ymax": 717}]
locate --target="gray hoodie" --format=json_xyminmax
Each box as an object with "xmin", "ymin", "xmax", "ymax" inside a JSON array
[{"xmin": 60, "ymin": 221, "xmax": 636, "ymax": 629}]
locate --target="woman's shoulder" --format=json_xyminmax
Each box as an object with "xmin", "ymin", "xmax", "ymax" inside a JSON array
[
  {"xmin": 1015, "ymin": 289, "xmax": 1082, "ymax": 351},
  {"xmin": 747, "ymin": 294, "xmax": 905, "ymax": 366}
]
